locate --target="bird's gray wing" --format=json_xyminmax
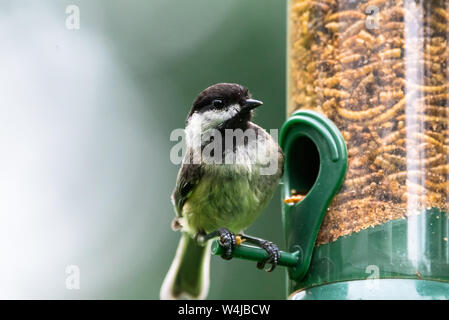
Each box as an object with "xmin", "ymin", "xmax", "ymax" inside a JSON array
[{"xmin": 171, "ymin": 161, "xmax": 203, "ymax": 217}]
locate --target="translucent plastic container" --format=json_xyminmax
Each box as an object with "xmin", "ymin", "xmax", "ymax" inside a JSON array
[{"xmin": 286, "ymin": 0, "xmax": 449, "ymax": 298}]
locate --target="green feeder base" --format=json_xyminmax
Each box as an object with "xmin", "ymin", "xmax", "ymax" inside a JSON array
[{"xmin": 289, "ymin": 279, "xmax": 449, "ymax": 300}]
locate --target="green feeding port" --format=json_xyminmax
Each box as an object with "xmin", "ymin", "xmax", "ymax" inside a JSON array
[
  {"xmin": 280, "ymin": 110, "xmax": 348, "ymax": 285},
  {"xmin": 286, "ymin": 136, "xmax": 320, "ymax": 197}
]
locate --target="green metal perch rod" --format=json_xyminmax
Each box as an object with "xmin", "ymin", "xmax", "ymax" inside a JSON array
[{"xmin": 211, "ymin": 240, "xmax": 300, "ymax": 268}]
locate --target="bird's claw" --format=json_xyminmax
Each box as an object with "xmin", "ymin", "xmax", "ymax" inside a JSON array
[
  {"xmin": 217, "ymin": 228, "xmax": 236, "ymax": 260},
  {"xmin": 256, "ymin": 241, "xmax": 280, "ymax": 272}
]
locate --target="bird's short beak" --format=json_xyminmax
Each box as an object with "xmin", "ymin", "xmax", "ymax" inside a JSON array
[{"xmin": 243, "ymin": 98, "xmax": 263, "ymax": 111}]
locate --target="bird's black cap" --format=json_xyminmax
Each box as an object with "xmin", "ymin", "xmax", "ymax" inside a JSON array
[{"xmin": 186, "ymin": 83, "xmax": 262, "ymax": 123}]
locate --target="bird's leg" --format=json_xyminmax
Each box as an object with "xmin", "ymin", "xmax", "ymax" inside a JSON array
[
  {"xmin": 238, "ymin": 234, "xmax": 280, "ymax": 272},
  {"xmin": 196, "ymin": 228, "xmax": 236, "ymax": 260}
]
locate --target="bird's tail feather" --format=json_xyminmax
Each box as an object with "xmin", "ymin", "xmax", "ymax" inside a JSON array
[{"xmin": 160, "ymin": 233, "xmax": 211, "ymax": 300}]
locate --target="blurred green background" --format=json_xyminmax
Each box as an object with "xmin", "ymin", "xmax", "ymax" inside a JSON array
[{"xmin": 0, "ymin": 0, "xmax": 286, "ymax": 299}]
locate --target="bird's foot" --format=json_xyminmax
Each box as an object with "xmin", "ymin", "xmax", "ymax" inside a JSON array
[
  {"xmin": 217, "ymin": 228, "xmax": 236, "ymax": 260},
  {"xmin": 256, "ymin": 240, "xmax": 280, "ymax": 272},
  {"xmin": 196, "ymin": 228, "xmax": 236, "ymax": 259}
]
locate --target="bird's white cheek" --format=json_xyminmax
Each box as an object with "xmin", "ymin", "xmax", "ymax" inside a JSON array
[{"xmin": 186, "ymin": 105, "xmax": 240, "ymax": 132}]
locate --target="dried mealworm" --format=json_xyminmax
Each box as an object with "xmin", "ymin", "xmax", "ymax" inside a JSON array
[
  {"xmin": 333, "ymin": 190, "xmax": 357, "ymax": 204},
  {"xmin": 421, "ymin": 93, "xmax": 448, "ymax": 104},
  {"xmin": 425, "ymin": 131, "xmax": 446, "ymax": 143},
  {"xmin": 434, "ymin": 7, "xmax": 449, "ymax": 22},
  {"xmin": 346, "ymin": 173, "xmax": 382, "ymax": 188},
  {"xmin": 323, "ymin": 76, "xmax": 341, "ymax": 88},
  {"xmin": 361, "ymin": 181, "xmax": 379, "ymax": 195},
  {"xmin": 382, "ymin": 6, "xmax": 405, "ymax": 21},
  {"xmin": 322, "ymin": 98, "xmax": 337, "ymax": 118},
  {"xmin": 346, "ymin": 166, "xmax": 369, "ymax": 178},
  {"xmin": 325, "ymin": 10, "xmax": 365, "ymax": 23},
  {"xmin": 371, "ymin": 96, "xmax": 407, "ymax": 124},
  {"xmin": 382, "ymin": 127, "xmax": 406, "ymax": 144},
  {"xmin": 413, "ymin": 132, "xmax": 449, "ymax": 153},
  {"xmin": 374, "ymin": 155, "xmax": 397, "ymax": 171},
  {"xmin": 388, "ymin": 170, "xmax": 425, "ymax": 183},
  {"xmin": 357, "ymin": 72, "xmax": 375, "ymax": 87},
  {"xmin": 341, "ymin": 20, "xmax": 365, "ymax": 40},
  {"xmin": 397, "ymin": 114, "xmax": 449, "ymax": 125},
  {"xmin": 361, "ymin": 0, "xmax": 388, "ymax": 11},
  {"xmin": 379, "ymin": 121, "xmax": 394, "ymax": 130},
  {"xmin": 358, "ymin": 30, "xmax": 376, "ymax": 46},
  {"xmin": 322, "ymin": 97, "xmax": 336, "ymax": 109},
  {"xmin": 377, "ymin": 144, "xmax": 406, "ymax": 154},
  {"xmin": 284, "ymin": 194, "xmax": 306, "ymax": 204},
  {"xmin": 383, "ymin": 154, "xmax": 406, "ymax": 167},
  {"xmin": 425, "ymin": 43, "xmax": 446, "ymax": 56},
  {"xmin": 340, "ymin": 53, "xmax": 363, "ymax": 65},
  {"xmin": 378, "ymin": 48, "xmax": 402, "ymax": 60},
  {"xmin": 325, "ymin": 21, "xmax": 348, "ymax": 32},
  {"xmin": 336, "ymin": 104, "xmax": 386, "ymax": 121},
  {"xmin": 374, "ymin": 34, "xmax": 386, "ymax": 50},
  {"xmin": 409, "ymin": 154, "xmax": 444, "ymax": 167},
  {"xmin": 319, "ymin": 0, "xmax": 336, "ymax": 5},
  {"xmin": 379, "ymin": 89, "xmax": 404, "ymax": 104},
  {"xmin": 347, "ymin": 143, "xmax": 368, "ymax": 157},
  {"xmin": 416, "ymin": 143, "xmax": 437, "ymax": 156},
  {"xmin": 323, "ymin": 88, "xmax": 350, "ymax": 99},
  {"xmin": 430, "ymin": 17, "xmax": 447, "ymax": 34},
  {"xmin": 338, "ymin": 98, "xmax": 358, "ymax": 109},
  {"xmin": 425, "ymin": 180, "xmax": 449, "ymax": 192},
  {"xmin": 310, "ymin": 1, "xmax": 331, "ymax": 11},
  {"xmin": 351, "ymin": 62, "xmax": 379, "ymax": 79},
  {"xmin": 292, "ymin": 1, "xmax": 310, "ymax": 14},
  {"xmin": 392, "ymin": 61, "xmax": 405, "ymax": 76},
  {"xmin": 430, "ymin": 164, "xmax": 449, "ymax": 175},
  {"xmin": 349, "ymin": 153, "xmax": 370, "ymax": 168},
  {"xmin": 384, "ymin": 21, "xmax": 405, "ymax": 31},
  {"xmin": 430, "ymin": 36, "xmax": 446, "ymax": 46},
  {"xmin": 408, "ymin": 82, "xmax": 447, "ymax": 93}
]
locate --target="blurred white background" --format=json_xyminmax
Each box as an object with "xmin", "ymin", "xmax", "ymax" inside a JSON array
[{"xmin": 0, "ymin": 0, "xmax": 285, "ymax": 299}]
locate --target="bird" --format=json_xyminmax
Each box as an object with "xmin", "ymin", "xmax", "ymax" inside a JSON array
[{"xmin": 160, "ymin": 83, "xmax": 284, "ymax": 300}]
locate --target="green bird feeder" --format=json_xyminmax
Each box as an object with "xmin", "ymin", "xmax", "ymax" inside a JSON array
[
  {"xmin": 283, "ymin": 0, "xmax": 449, "ymax": 299},
  {"xmin": 214, "ymin": 0, "xmax": 449, "ymax": 299}
]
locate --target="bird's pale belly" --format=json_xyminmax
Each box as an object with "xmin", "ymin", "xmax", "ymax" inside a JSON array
[{"xmin": 181, "ymin": 171, "xmax": 273, "ymax": 235}]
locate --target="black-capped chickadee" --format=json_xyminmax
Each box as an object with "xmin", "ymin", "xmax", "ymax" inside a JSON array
[{"xmin": 160, "ymin": 83, "xmax": 284, "ymax": 300}]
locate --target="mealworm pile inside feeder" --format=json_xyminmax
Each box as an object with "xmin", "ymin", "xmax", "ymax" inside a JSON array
[{"xmin": 289, "ymin": 0, "xmax": 449, "ymax": 245}]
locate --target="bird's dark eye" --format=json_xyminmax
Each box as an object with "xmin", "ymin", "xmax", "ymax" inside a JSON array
[{"xmin": 212, "ymin": 99, "xmax": 224, "ymax": 108}]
